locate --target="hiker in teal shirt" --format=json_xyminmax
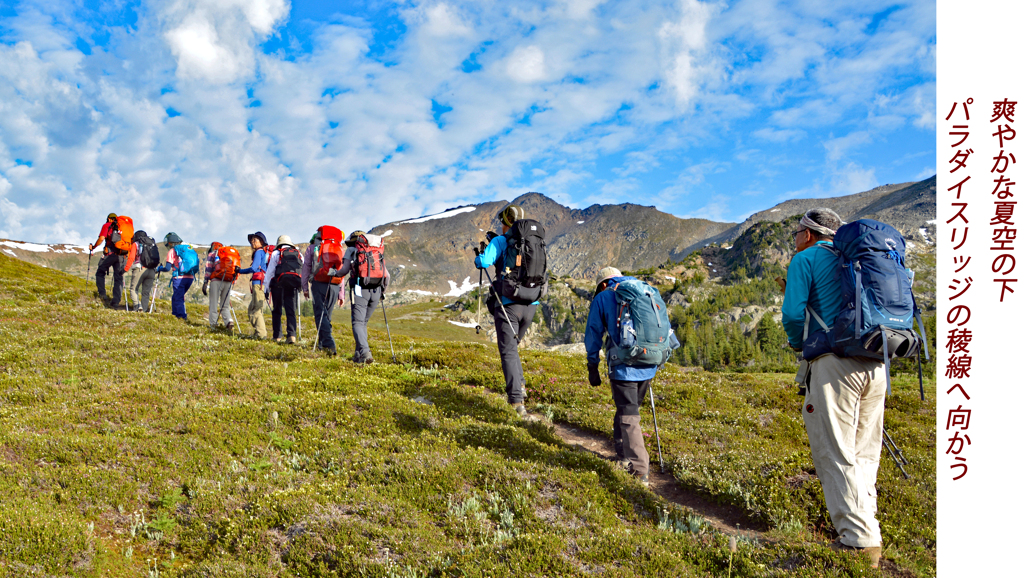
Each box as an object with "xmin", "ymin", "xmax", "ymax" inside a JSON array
[{"xmin": 781, "ymin": 229, "xmax": 842, "ymax": 348}]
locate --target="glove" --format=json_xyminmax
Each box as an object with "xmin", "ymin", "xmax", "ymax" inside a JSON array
[
  {"xmin": 303, "ymin": 289, "xmax": 310, "ymax": 299},
  {"xmin": 202, "ymin": 281, "xmax": 208, "ymax": 296},
  {"xmin": 327, "ymin": 267, "xmax": 338, "ymax": 277},
  {"xmin": 485, "ymin": 231, "xmax": 498, "ymax": 242},
  {"xmin": 479, "ymin": 241, "xmax": 487, "ymax": 254},
  {"xmin": 588, "ymin": 363, "xmax": 601, "ymax": 387},
  {"xmin": 88, "ymin": 243, "xmax": 94, "ymax": 251},
  {"xmin": 234, "ymin": 266, "xmax": 241, "ymax": 275}
]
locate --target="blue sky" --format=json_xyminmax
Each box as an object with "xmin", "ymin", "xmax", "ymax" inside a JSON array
[{"xmin": 0, "ymin": 0, "xmax": 935, "ymax": 244}]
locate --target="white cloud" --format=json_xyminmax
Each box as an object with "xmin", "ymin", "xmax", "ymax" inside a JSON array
[
  {"xmin": 658, "ymin": 0, "xmax": 718, "ymax": 107},
  {"xmin": 506, "ymin": 45, "xmax": 547, "ymax": 83}
]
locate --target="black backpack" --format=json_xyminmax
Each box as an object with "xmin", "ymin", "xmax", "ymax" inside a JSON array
[
  {"xmin": 274, "ymin": 245, "xmax": 303, "ymax": 289},
  {"xmin": 134, "ymin": 231, "xmax": 160, "ymax": 269},
  {"xmin": 499, "ymin": 219, "xmax": 548, "ymax": 304}
]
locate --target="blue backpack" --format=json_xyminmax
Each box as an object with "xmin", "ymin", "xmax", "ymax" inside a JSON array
[
  {"xmin": 175, "ymin": 244, "xmax": 200, "ymax": 276},
  {"xmin": 806, "ymin": 219, "xmax": 930, "ymax": 394},
  {"xmin": 606, "ymin": 278, "xmax": 677, "ymax": 367}
]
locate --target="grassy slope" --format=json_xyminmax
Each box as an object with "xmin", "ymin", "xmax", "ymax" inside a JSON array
[{"xmin": 0, "ymin": 253, "xmax": 934, "ymax": 577}]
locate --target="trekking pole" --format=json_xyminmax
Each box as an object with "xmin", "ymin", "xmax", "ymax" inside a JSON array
[
  {"xmin": 647, "ymin": 379, "xmax": 665, "ymax": 474},
  {"xmin": 149, "ymin": 272, "xmax": 161, "ymax": 313},
  {"xmin": 482, "ymin": 268, "xmax": 519, "ymax": 344},
  {"xmin": 296, "ymin": 291, "xmax": 302, "ymax": 342},
  {"xmin": 475, "ymin": 268, "xmax": 483, "ymax": 334},
  {"xmin": 380, "ymin": 290, "xmax": 397, "ymax": 363},
  {"xmin": 123, "ymin": 285, "xmax": 129, "ymax": 312},
  {"xmin": 218, "ymin": 283, "xmax": 234, "ymax": 332},
  {"xmin": 882, "ymin": 427, "xmax": 910, "ymax": 479},
  {"xmin": 312, "ymin": 295, "xmax": 327, "ymax": 351},
  {"xmin": 85, "ymin": 249, "xmax": 93, "ymax": 281}
]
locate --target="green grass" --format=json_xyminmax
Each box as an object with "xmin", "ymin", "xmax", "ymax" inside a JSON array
[{"xmin": 0, "ymin": 253, "xmax": 935, "ymax": 576}]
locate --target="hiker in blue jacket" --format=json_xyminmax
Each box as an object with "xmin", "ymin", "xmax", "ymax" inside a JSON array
[
  {"xmin": 474, "ymin": 204, "xmax": 538, "ymax": 419},
  {"xmin": 238, "ymin": 232, "xmax": 269, "ymax": 339},
  {"xmin": 584, "ymin": 267, "xmax": 676, "ymax": 487},
  {"xmin": 155, "ymin": 232, "xmax": 193, "ymax": 320},
  {"xmin": 781, "ymin": 208, "xmax": 885, "ymax": 568}
]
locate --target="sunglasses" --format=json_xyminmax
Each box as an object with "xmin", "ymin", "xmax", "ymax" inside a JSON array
[{"xmin": 792, "ymin": 228, "xmax": 807, "ymax": 237}]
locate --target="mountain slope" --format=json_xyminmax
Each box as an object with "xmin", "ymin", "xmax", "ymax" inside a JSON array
[{"xmin": 0, "ymin": 253, "xmax": 937, "ymax": 577}]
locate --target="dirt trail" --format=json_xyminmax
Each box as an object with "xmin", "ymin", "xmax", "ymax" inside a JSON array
[{"xmin": 552, "ymin": 422, "xmax": 769, "ymax": 540}]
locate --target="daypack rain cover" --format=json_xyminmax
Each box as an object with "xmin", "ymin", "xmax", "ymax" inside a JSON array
[
  {"xmin": 606, "ymin": 278, "xmax": 674, "ymax": 367},
  {"xmin": 212, "ymin": 246, "xmax": 241, "ymax": 281},
  {"xmin": 499, "ymin": 219, "xmax": 548, "ymax": 303},
  {"xmin": 112, "ymin": 216, "xmax": 134, "ymax": 254},
  {"xmin": 175, "ymin": 244, "xmax": 200, "ymax": 276},
  {"xmin": 314, "ymin": 226, "xmax": 344, "ymax": 284},
  {"xmin": 828, "ymin": 219, "xmax": 921, "ymax": 359}
]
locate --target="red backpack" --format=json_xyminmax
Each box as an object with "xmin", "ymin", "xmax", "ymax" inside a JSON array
[
  {"xmin": 352, "ymin": 234, "xmax": 386, "ymax": 289},
  {"xmin": 314, "ymin": 226, "xmax": 345, "ymax": 285}
]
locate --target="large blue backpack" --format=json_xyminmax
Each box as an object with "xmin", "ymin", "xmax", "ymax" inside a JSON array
[
  {"xmin": 175, "ymin": 244, "xmax": 200, "ymax": 276},
  {"xmin": 606, "ymin": 278, "xmax": 676, "ymax": 367},
  {"xmin": 823, "ymin": 219, "xmax": 930, "ymax": 393}
]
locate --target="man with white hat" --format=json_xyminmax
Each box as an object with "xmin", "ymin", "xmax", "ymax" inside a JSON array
[{"xmin": 265, "ymin": 235, "xmax": 303, "ymax": 343}]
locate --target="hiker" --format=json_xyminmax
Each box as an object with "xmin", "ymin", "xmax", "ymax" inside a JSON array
[
  {"xmin": 473, "ymin": 204, "xmax": 547, "ymax": 417},
  {"xmin": 203, "ymin": 242, "xmax": 240, "ymax": 330},
  {"xmin": 781, "ymin": 208, "xmax": 885, "ymax": 568},
  {"xmin": 584, "ymin": 267, "xmax": 678, "ymax": 487},
  {"xmin": 89, "ymin": 213, "xmax": 133, "ymax": 308},
  {"xmin": 238, "ymin": 232, "xmax": 269, "ymax": 339},
  {"xmin": 265, "ymin": 235, "xmax": 303, "ymax": 343},
  {"xmin": 329, "ymin": 231, "xmax": 390, "ymax": 363},
  {"xmin": 131, "ymin": 231, "xmax": 160, "ymax": 312},
  {"xmin": 155, "ymin": 232, "xmax": 198, "ymax": 320},
  {"xmin": 301, "ymin": 226, "xmax": 346, "ymax": 355}
]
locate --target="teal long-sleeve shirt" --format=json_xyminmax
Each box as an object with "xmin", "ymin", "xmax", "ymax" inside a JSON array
[
  {"xmin": 781, "ymin": 241, "xmax": 842, "ymax": 348},
  {"xmin": 474, "ymin": 235, "xmax": 539, "ymax": 306}
]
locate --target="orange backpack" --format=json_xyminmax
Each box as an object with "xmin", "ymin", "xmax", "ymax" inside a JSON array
[
  {"xmin": 111, "ymin": 216, "xmax": 134, "ymax": 254},
  {"xmin": 211, "ymin": 246, "xmax": 241, "ymax": 281},
  {"xmin": 313, "ymin": 226, "xmax": 345, "ymax": 285}
]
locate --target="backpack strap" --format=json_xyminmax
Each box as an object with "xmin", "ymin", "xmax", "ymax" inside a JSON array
[
  {"xmin": 802, "ymin": 306, "xmax": 831, "ymax": 341},
  {"xmin": 881, "ymin": 328, "xmax": 892, "ymax": 396}
]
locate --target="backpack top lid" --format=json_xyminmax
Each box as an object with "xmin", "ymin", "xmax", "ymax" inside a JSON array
[
  {"xmin": 507, "ymin": 219, "xmax": 545, "ymax": 241},
  {"xmin": 833, "ymin": 219, "xmax": 906, "ymax": 263},
  {"xmin": 319, "ymin": 226, "xmax": 343, "ymax": 242},
  {"xmin": 133, "ymin": 230, "xmax": 148, "ymax": 243}
]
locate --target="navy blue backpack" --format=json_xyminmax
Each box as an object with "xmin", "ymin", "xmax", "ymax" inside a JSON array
[{"xmin": 825, "ymin": 219, "xmax": 930, "ymax": 393}]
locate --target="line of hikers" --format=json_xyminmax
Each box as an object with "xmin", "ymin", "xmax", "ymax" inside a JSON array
[
  {"xmin": 87, "ymin": 204, "xmax": 926, "ymax": 564},
  {"xmin": 88, "ymin": 215, "xmax": 389, "ymax": 361}
]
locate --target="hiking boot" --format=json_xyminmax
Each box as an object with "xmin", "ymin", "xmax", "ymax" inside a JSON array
[
  {"xmin": 610, "ymin": 455, "xmax": 631, "ymax": 472},
  {"xmin": 634, "ymin": 472, "xmax": 650, "ymax": 488},
  {"xmin": 225, "ymin": 322, "xmax": 234, "ymax": 331},
  {"xmin": 514, "ymin": 404, "xmax": 529, "ymax": 418},
  {"xmin": 363, "ymin": 357, "xmax": 374, "ymax": 365},
  {"xmin": 287, "ymin": 336, "xmax": 296, "ymax": 344},
  {"xmin": 273, "ymin": 337, "xmax": 282, "ymax": 343},
  {"xmin": 828, "ymin": 539, "xmax": 881, "ymax": 568},
  {"xmin": 326, "ymin": 348, "xmax": 337, "ymax": 356}
]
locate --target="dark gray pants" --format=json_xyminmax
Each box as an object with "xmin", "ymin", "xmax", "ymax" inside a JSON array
[
  {"xmin": 611, "ymin": 378, "xmax": 652, "ymax": 477},
  {"xmin": 350, "ymin": 285, "xmax": 382, "ymax": 361},
  {"xmin": 311, "ymin": 281, "xmax": 340, "ymax": 351},
  {"xmin": 96, "ymin": 252, "xmax": 126, "ymax": 304},
  {"xmin": 493, "ymin": 302, "xmax": 537, "ymax": 404}
]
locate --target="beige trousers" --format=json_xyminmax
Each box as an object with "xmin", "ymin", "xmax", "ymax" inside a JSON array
[
  {"xmin": 247, "ymin": 284, "xmax": 267, "ymax": 339},
  {"xmin": 802, "ymin": 354, "xmax": 886, "ymax": 548}
]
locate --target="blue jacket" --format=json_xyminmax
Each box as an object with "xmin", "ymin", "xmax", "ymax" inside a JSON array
[
  {"xmin": 782, "ymin": 241, "xmax": 842, "ymax": 348},
  {"xmin": 474, "ymin": 234, "xmax": 539, "ymax": 306},
  {"xmin": 584, "ymin": 277, "xmax": 658, "ymax": 381},
  {"xmin": 238, "ymin": 249, "xmax": 268, "ymax": 286}
]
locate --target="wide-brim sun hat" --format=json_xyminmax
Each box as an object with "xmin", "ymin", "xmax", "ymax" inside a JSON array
[
  {"xmin": 247, "ymin": 231, "xmax": 268, "ymax": 246},
  {"xmin": 595, "ymin": 266, "xmax": 622, "ymax": 288},
  {"xmin": 276, "ymin": 235, "xmax": 292, "ymax": 247}
]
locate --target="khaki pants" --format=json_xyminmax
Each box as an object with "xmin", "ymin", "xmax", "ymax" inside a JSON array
[
  {"xmin": 135, "ymin": 268, "xmax": 157, "ymax": 312},
  {"xmin": 209, "ymin": 279, "xmax": 234, "ymax": 328},
  {"xmin": 247, "ymin": 284, "xmax": 267, "ymax": 339},
  {"xmin": 802, "ymin": 354, "xmax": 886, "ymax": 548}
]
